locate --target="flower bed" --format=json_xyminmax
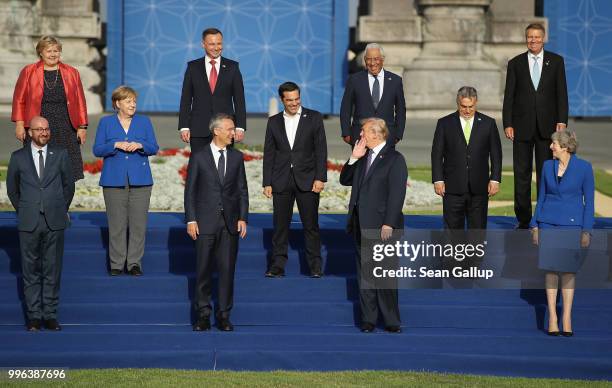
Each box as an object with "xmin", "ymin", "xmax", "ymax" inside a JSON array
[{"xmin": 0, "ymin": 147, "xmax": 440, "ymax": 212}]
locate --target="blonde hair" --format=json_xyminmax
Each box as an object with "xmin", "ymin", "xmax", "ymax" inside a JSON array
[
  {"xmin": 111, "ymin": 85, "xmax": 138, "ymax": 110},
  {"xmin": 36, "ymin": 36, "xmax": 62, "ymax": 57},
  {"xmin": 360, "ymin": 117, "xmax": 389, "ymax": 140}
]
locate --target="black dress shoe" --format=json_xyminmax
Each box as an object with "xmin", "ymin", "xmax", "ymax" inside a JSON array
[
  {"xmin": 128, "ymin": 266, "xmax": 143, "ymax": 276},
  {"xmin": 43, "ymin": 319, "xmax": 62, "ymax": 331},
  {"xmin": 193, "ymin": 317, "xmax": 211, "ymax": 331},
  {"xmin": 265, "ymin": 268, "xmax": 285, "ymax": 278},
  {"xmin": 26, "ymin": 319, "xmax": 41, "ymax": 332},
  {"xmin": 109, "ymin": 269, "xmax": 123, "ymax": 276},
  {"xmin": 216, "ymin": 318, "xmax": 234, "ymax": 332},
  {"xmin": 310, "ymin": 270, "xmax": 323, "ymax": 278},
  {"xmin": 547, "ymin": 330, "xmax": 560, "ymax": 336},
  {"xmin": 360, "ymin": 322, "xmax": 375, "ymax": 333},
  {"xmin": 561, "ymin": 331, "xmax": 573, "ymax": 337},
  {"xmin": 385, "ymin": 325, "xmax": 402, "ymax": 333}
]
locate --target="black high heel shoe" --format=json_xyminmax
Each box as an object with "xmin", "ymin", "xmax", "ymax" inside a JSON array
[
  {"xmin": 547, "ymin": 330, "xmax": 560, "ymax": 336},
  {"xmin": 561, "ymin": 331, "xmax": 573, "ymax": 337}
]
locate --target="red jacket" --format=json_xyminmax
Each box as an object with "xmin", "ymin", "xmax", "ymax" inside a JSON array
[{"xmin": 12, "ymin": 61, "xmax": 88, "ymax": 129}]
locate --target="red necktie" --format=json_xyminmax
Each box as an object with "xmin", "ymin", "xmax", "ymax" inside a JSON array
[{"xmin": 209, "ymin": 59, "xmax": 218, "ymax": 93}]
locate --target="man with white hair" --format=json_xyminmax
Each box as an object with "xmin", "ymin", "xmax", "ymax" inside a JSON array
[{"xmin": 340, "ymin": 43, "xmax": 406, "ymax": 146}]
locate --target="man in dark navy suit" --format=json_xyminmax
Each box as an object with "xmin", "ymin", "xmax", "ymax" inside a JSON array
[
  {"xmin": 340, "ymin": 118, "xmax": 407, "ymax": 333},
  {"xmin": 340, "ymin": 43, "xmax": 406, "ymax": 146},
  {"xmin": 184, "ymin": 113, "xmax": 249, "ymax": 332},
  {"xmin": 503, "ymin": 23, "xmax": 568, "ymax": 228},
  {"xmin": 179, "ymin": 28, "xmax": 247, "ymax": 153},
  {"xmin": 262, "ymin": 82, "xmax": 327, "ymax": 278},
  {"xmin": 431, "ymin": 86, "xmax": 502, "ymax": 229},
  {"xmin": 6, "ymin": 116, "xmax": 75, "ymax": 331}
]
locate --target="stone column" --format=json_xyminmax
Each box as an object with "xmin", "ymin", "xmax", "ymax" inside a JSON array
[{"xmin": 404, "ymin": 0, "xmax": 501, "ymax": 117}]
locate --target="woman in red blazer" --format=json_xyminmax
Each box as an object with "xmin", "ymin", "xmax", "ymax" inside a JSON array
[{"xmin": 12, "ymin": 36, "xmax": 88, "ymax": 180}]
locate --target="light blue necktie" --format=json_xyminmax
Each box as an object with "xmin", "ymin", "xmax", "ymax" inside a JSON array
[{"xmin": 531, "ymin": 56, "xmax": 540, "ymax": 89}]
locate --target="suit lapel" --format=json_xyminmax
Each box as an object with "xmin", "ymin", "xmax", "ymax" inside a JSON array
[
  {"xmin": 196, "ymin": 58, "xmax": 212, "ymax": 97},
  {"xmin": 377, "ymin": 71, "xmax": 393, "ymax": 110},
  {"xmin": 537, "ymin": 51, "xmax": 549, "ymax": 92},
  {"xmin": 214, "ymin": 57, "xmax": 229, "ymax": 95},
  {"xmin": 41, "ymin": 147, "xmax": 58, "ymax": 185},
  {"xmin": 359, "ymin": 71, "xmax": 376, "ymax": 111},
  {"xmin": 25, "ymin": 145, "xmax": 40, "ymax": 182},
  {"xmin": 453, "ymin": 112, "xmax": 468, "ymax": 147},
  {"xmin": 203, "ymin": 145, "xmax": 222, "ymax": 186},
  {"xmin": 292, "ymin": 110, "xmax": 309, "ymax": 149},
  {"xmin": 275, "ymin": 113, "xmax": 292, "ymax": 150},
  {"xmin": 362, "ymin": 144, "xmax": 388, "ymax": 186}
]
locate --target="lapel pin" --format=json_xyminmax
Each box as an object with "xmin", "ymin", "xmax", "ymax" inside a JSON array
[
  {"xmin": 222, "ymin": 64, "xmax": 227, "ymax": 68},
  {"xmin": 302, "ymin": 114, "xmax": 307, "ymax": 117},
  {"xmin": 388, "ymin": 77, "xmax": 392, "ymax": 81},
  {"xmin": 49, "ymin": 151, "xmax": 54, "ymax": 155},
  {"xmin": 545, "ymin": 61, "xmax": 550, "ymax": 66},
  {"xmin": 477, "ymin": 117, "xmax": 482, "ymax": 121}
]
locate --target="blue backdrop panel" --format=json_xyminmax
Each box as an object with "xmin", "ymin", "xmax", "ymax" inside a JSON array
[
  {"xmin": 545, "ymin": 0, "xmax": 612, "ymax": 117},
  {"xmin": 107, "ymin": 0, "xmax": 348, "ymax": 115}
]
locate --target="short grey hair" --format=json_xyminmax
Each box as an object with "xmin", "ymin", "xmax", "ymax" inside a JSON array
[
  {"xmin": 209, "ymin": 113, "xmax": 235, "ymax": 136},
  {"xmin": 364, "ymin": 43, "xmax": 385, "ymax": 58},
  {"xmin": 360, "ymin": 117, "xmax": 389, "ymax": 140},
  {"xmin": 456, "ymin": 86, "xmax": 478, "ymax": 104},
  {"xmin": 551, "ymin": 129, "xmax": 578, "ymax": 154}
]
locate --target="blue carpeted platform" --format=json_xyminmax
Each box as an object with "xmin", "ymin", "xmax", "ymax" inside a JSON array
[{"xmin": 0, "ymin": 211, "xmax": 611, "ymax": 380}]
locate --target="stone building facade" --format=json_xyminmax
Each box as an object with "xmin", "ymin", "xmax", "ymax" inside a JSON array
[
  {"xmin": 0, "ymin": 0, "xmax": 102, "ymax": 115},
  {"xmin": 357, "ymin": 0, "xmax": 546, "ymax": 118}
]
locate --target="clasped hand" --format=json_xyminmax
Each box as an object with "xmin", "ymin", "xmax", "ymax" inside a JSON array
[{"xmin": 115, "ymin": 141, "xmax": 143, "ymax": 152}]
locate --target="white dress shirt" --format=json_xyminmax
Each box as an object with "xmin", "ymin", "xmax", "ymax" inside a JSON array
[
  {"xmin": 348, "ymin": 141, "xmax": 385, "ymax": 166},
  {"xmin": 368, "ymin": 69, "xmax": 385, "ymax": 99},
  {"xmin": 209, "ymin": 141, "xmax": 227, "ymax": 173},
  {"xmin": 180, "ymin": 55, "xmax": 245, "ymax": 133},
  {"xmin": 283, "ymin": 107, "xmax": 302, "ymax": 150},
  {"xmin": 31, "ymin": 143, "xmax": 48, "ymax": 177}
]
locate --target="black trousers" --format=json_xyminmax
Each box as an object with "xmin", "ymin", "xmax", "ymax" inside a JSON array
[
  {"xmin": 194, "ymin": 211, "xmax": 238, "ymax": 320},
  {"xmin": 443, "ymin": 192, "xmax": 488, "ymax": 229},
  {"xmin": 190, "ymin": 136, "xmax": 212, "ymax": 155},
  {"xmin": 270, "ymin": 171, "xmax": 322, "ymax": 272},
  {"xmin": 351, "ymin": 209, "xmax": 401, "ymax": 327},
  {"xmin": 513, "ymin": 129, "xmax": 552, "ymax": 227},
  {"xmin": 18, "ymin": 213, "xmax": 65, "ymax": 320}
]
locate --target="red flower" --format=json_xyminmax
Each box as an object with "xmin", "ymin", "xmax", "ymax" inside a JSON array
[
  {"xmin": 157, "ymin": 148, "xmax": 179, "ymax": 156},
  {"xmin": 83, "ymin": 159, "xmax": 104, "ymax": 174}
]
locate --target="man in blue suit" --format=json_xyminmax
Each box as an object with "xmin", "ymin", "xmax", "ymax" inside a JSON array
[
  {"xmin": 184, "ymin": 113, "xmax": 249, "ymax": 332},
  {"xmin": 340, "ymin": 118, "xmax": 407, "ymax": 333},
  {"xmin": 6, "ymin": 116, "xmax": 75, "ymax": 331},
  {"xmin": 340, "ymin": 43, "xmax": 406, "ymax": 146}
]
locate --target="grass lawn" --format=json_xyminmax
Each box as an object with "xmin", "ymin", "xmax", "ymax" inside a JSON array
[
  {"xmin": 2, "ymin": 369, "xmax": 609, "ymax": 387},
  {"xmin": 594, "ymin": 168, "xmax": 612, "ymax": 197}
]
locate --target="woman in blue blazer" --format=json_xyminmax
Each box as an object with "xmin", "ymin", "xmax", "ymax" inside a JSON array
[
  {"xmin": 530, "ymin": 130, "xmax": 594, "ymax": 337},
  {"xmin": 93, "ymin": 86, "xmax": 159, "ymax": 276}
]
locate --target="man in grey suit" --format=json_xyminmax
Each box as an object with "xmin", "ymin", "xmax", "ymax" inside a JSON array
[
  {"xmin": 340, "ymin": 118, "xmax": 407, "ymax": 333},
  {"xmin": 340, "ymin": 43, "xmax": 406, "ymax": 146},
  {"xmin": 6, "ymin": 116, "xmax": 75, "ymax": 331},
  {"xmin": 184, "ymin": 113, "xmax": 249, "ymax": 332}
]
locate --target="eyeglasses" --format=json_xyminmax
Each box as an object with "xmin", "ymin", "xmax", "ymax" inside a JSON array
[
  {"xmin": 31, "ymin": 127, "xmax": 50, "ymax": 132},
  {"xmin": 365, "ymin": 57, "xmax": 383, "ymax": 63}
]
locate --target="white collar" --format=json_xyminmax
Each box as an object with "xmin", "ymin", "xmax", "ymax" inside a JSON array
[
  {"xmin": 210, "ymin": 141, "xmax": 226, "ymax": 154},
  {"xmin": 283, "ymin": 106, "xmax": 302, "ymax": 119},
  {"xmin": 31, "ymin": 143, "xmax": 48, "ymax": 154},
  {"xmin": 529, "ymin": 50, "xmax": 544, "ymax": 60},
  {"xmin": 205, "ymin": 55, "xmax": 221, "ymax": 64},
  {"xmin": 369, "ymin": 141, "xmax": 386, "ymax": 155},
  {"xmin": 369, "ymin": 69, "xmax": 385, "ymax": 79}
]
